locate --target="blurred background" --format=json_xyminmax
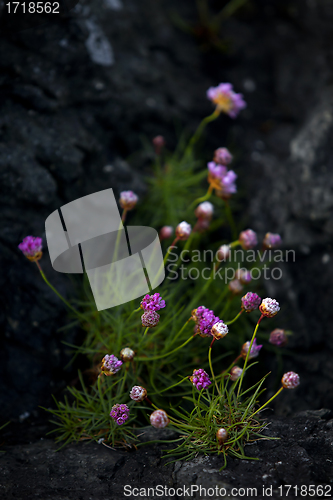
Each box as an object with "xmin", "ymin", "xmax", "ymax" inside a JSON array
[{"xmin": 0, "ymin": 0, "xmax": 332, "ymax": 421}]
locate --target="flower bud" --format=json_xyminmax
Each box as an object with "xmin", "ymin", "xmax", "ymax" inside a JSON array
[
  {"xmin": 150, "ymin": 409, "xmax": 170, "ymax": 428},
  {"xmin": 101, "ymin": 354, "xmax": 123, "ymax": 376},
  {"xmin": 175, "ymin": 221, "xmax": 192, "ymax": 241},
  {"xmin": 228, "ymin": 279, "xmax": 243, "ymax": 294},
  {"xmin": 239, "ymin": 229, "xmax": 258, "ymax": 250},
  {"xmin": 216, "ymin": 427, "xmax": 228, "ymax": 444},
  {"xmin": 18, "ymin": 236, "xmax": 43, "ymax": 262},
  {"xmin": 241, "ymin": 339, "xmax": 262, "ymax": 360},
  {"xmin": 230, "ymin": 366, "xmax": 243, "ymax": 381},
  {"xmin": 129, "ymin": 386, "xmax": 147, "ymax": 402},
  {"xmin": 281, "ymin": 371, "xmax": 300, "ymax": 389},
  {"xmin": 241, "ymin": 292, "xmax": 261, "ymax": 313},
  {"xmin": 195, "ymin": 202, "xmax": 214, "ymax": 220},
  {"xmin": 141, "ymin": 311, "xmax": 160, "ymax": 327},
  {"xmin": 119, "ymin": 191, "xmax": 138, "ymax": 211},
  {"xmin": 213, "ymin": 147, "xmax": 233, "ymax": 165},
  {"xmin": 269, "ymin": 329, "xmax": 288, "ymax": 347},
  {"xmin": 159, "ymin": 226, "xmax": 173, "ymax": 240},
  {"xmin": 263, "ymin": 232, "xmax": 282, "ymax": 249},
  {"xmin": 217, "ymin": 244, "xmax": 230, "ymax": 261},
  {"xmin": 120, "ymin": 347, "xmax": 135, "ymax": 362},
  {"xmin": 235, "ymin": 269, "xmax": 251, "ymax": 285},
  {"xmin": 152, "ymin": 135, "xmax": 165, "ymax": 155},
  {"xmin": 211, "ymin": 321, "xmax": 228, "ymax": 340},
  {"xmin": 259, "ymin": 298, "xmax": 280, "ymax": 318}
]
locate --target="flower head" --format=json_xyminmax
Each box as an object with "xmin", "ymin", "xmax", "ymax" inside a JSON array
[
  {"xmin": 235, "ymin": 269, "xmax": 252, "ymax": 285},
  {"xmin": 119, "ymin": 191, "xmax": 138, "ymax": 211},
  {"xmin": 150, "ymin": 409, "xmax": 170, "ymax": 428},
  {"xmin": 152, "ymin": 135, "xmax": 165, "ymax": 155},
  {"xmin": 141, "ymin": 310, "xmax": 160, "ymax": 327},
  {"xmin": 120, "ymin": 347, "xmax": 135, "ymax": 362},
  {"xmin": 228, "ymin": 279, "xmax": 243, "ymax": 295},
  {"xmin": 207, "ymin": 161, "xmax": 227, "ymax": 180},
  {"xmin": 259, "ymin": 298, "xmax": 280, "ymax": 318},
  {"xmin": 263, "ymin": 232, "xmax": 282, "ymax": 249},
  {"xmin": 216, "ymin": 428, "xmax": 228, "ymax": 444},
  {"xmin": 159, "ymin": 226, "xmax": 173, "ymax": 240},
  {"xmin": 217, "ymin": 245, "xmax": 230, "ymax": 261},
  {"xmin": 190, "ymin": 368, "xmax": 211, "ymax": 391},
  {"xmin": 239, "ymin": 229, "xmax": 258, "ymax": 250},
  {"xmin": 195, "ymin": 306, "xmax": 220, "ymax": 337},
  {"xmin": 175, "ymin": 221, "xmax": 192, "ymax": 241},
  {"xmin": 281, "ymin": 372, "xmax": 300, "ymax": 389},
  {"xmin": 101, "ymin": 354, "xmax": 123, "ymax": 376},
  {"xmin": 213, "ymin": 147, "xmax": 233, "ymax": 165},
  {"xmin": 269, "ymin": 329, "xmax": 288, "ymax": 347},
  {"xmin": 241, "ymin": 339, "xmax": 262, "ymax": 360},
  {"xmin": 110, "ymin": 403, "xmax": 130, "ymax": 425},
  {"xmin": 241, "ymin": 292, "xmax": 261, "ymax": 313},
  {"xmin": 140, "ymin": 293, "xmax": 166, "ymax": 312},
  {"xmin": 195, "ymin": 201, "xmax": 214, "ymax": 220},
  {"xmin": 215, "ymin": 170, "xmax": 237, "ymax": 200},
  {"xmin": 129, "ymin": 386, "xmax": 147, "ymax": 402},
  {"xmin": 207, "ymin": 83, "xmax": 246, "ymax": 118},
  {"xmin": 18, "ymin": 236, "xmax": 43, "ymax": 262},
  {"xmin": 230, "ymin": 366, "xmax": 243, "ymax": 381},
  {"xmin": 211, "ymin": 321, "xmax": 228, "ymax": 340}
]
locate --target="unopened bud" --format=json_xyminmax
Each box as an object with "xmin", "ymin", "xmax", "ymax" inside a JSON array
[
  {"xmin": 230, "ymin": 366, "xmax": 243, "ymax": 381},
  {"xmin": 269, "ymin": 329, "xmax": 288, "ymax": 347},
  {"xmin": 159, "ymin": 226, "xmax": 173, "ymax": 240},
  {"xmin": 175, "ymin": 221, "xmax": 192, "ymax": 241},
  {"xmin": 130, "ymin": 386, "xmax": 147, "ymax": 402},
  {"xmin": 120, "ymin": 347, "xmax": 135, "ymax": 362},
  {"xmin": 150, "ymin": 409, "xmax": 170, "ymax": 428},
  {"xmin": 228, "ymin": 279, "xmax": 243, "ymax": 294},
  {"xmin": 141, "ymin": 311, "xmax": 160, "ymax": 327},
  {"xmin": 216, "ymin": 428, "xmax": 228, "ymax": 444},
  {"xmin": 211, "ymin": 321, "xmax": 228, "ymax": 340},
  {"xmin": 281, "ymin": 371, "xmax": 300, "ymax": 389},
  {"xmin": 217, "ymin": 244, "xmax": 230, "ymax": 261}
]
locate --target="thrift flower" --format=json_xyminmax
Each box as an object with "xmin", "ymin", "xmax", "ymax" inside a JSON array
[
  {"xmin": 269, "ymin": 329, "xmax": 288, "ymax": 347},
  {"xmin": 241, "ymin": 292, "xmax": 261, "ymax": 313},
  {"xmin": 129, "ymin": 386, "xmax": 147, "ymax": 402},
  {"xmin": 195, "ymin": 201, "xmax": 214, "ymax": 220},
  {"xmin": 140, "ymin": 293, "xmax": 166, "ymax": 312},
  {"xmin": 263, "ymin": 232, "xmax": 282, "ymax": 249},
  {"xmin": 211, "ymin": 321, "xmax": 228, "ymax": 340},
  {"xmin": 101, "ymin": 354, "xmax": 123, "ymax": 376},
  {"xmin": 175, "ymin": 221, "xmax": 192, "ymax": 241},
  {"xmin": 18, "ymin": 236, "xmax": 43, "ymax": 262},
  {"xmin": 230, "ymin": 366, "xmax": 243, "ymax": 381},
  {"xmin": 150, "ymin": 409, "xmax": 170, "ymax": 428},
  {"xmin": 215, "ymin": 170, "xmax": 237, "ymax": 200},
  {"xmin": 190, "ymin": 368, "xmax": 211, "ymax": 390},
  {"xmin": 281, "ymin": 372, "xmax": 300, "ymax": 389},
  {"xmin": 120, "ymin": 347, "xmax": 135, "ymax": 362},
  {"xmin": 239, "ymin": 229, "xmax": 258, "ymax": 250},
  {"xmin": 241, "ymin": 339, "xmax": 262, "ymax": 360},
  {"xmin": 152, "ymin": 135, "xmax": 165, "ymax": 155},
  {"xmin": 228, "ymin": 279, "xmax": 243, "ymax": 294},
  {"xmin": 207, "ymin": 83, "xmax": 246, "ymax": 118},
  {"xmin": 159, "ymin": 226, "xmax": 173, "ymax": 240},
  {"xmin": 141, "ymin": 311, "xmax": 160, "ymax": 327},
  {"xmin": 259, "ymin": 298, "xmax": 280, "ymax": 318},
  {"xmin": 216, "ymin": 428, "xmax": 228, "ymax": 444},
  {"xmin": 213, "ymin": 147, "xmax": 233, "ymax": 165},
  {"xmin": 196, "ymin": 306, "xmax": 220, "ymax": 337},
  {"xmin": 110, "ymin": 404, "xmax": 130, "ymax": 425},
  {"xmin": 207, "ymin": 161, "xmax": 227, "ymax": 180},
  {"xmin": 217, "ymin": 244, "xmax": 230, "ymax": 261},
  {"xmin": 119, "ymin": 191, "xmax": 138, "ymax": 211}
]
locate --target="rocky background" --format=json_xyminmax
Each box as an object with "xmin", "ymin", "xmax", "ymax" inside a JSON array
[{"xmin": 1, "ymin": 0, "xmax": 333, "ymax": 495}]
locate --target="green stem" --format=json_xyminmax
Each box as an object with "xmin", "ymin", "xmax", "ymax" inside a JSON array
[
  {"xmin": 225, "ymin": 201, "xmax": 238, "ymax": 241},
  {"xmin": 188, "ymin": 185, "xmax": 213, "ymax": 212},
  {"xmin": 143, "ymin": 327, "xmax": 149, "ymax": 336},
  {"xmin": 151, "ymin": 376, "xmax": 190, "ymax": 395},
  {"xmin": 226, "ymin": 310, "xmax": 243, "ymax": 325},
  {"xmin": 187, "ymin": 108, "xmax": 220, "ymax": 152},
  {"xmin": 251, "ymin": 387, "xmax": 284, "ymax": 418},
  {"xmin": 118, "ymin": 365, "xmax": 129, "ymax": 396},
  {"xmin": 127, "ymin": 307, "xmax": 142, "ymax": 322},
  {"xmin": 35, "ymin": 261, "xmax": 84, "ymax": 320},
  {"xmin": 208, "ymin": 339, "xmax": 221, "ymax": 397},
  {"xmin": 237, "ymin": 315, "xmax": 264, "ymax": 397},
  {"xmin": 163, "ymin": 237, "xmax": 179, "ymax": 266},
  {"xmin": 136, "ymin": 335, "xmax": 195, "ymax": 362}
]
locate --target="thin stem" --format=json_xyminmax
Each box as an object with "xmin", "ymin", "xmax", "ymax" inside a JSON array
[
  {"xmin": 237, "ymin": 315, "xmax": 264, "ymax": 397},
  {"xmin": 224, "ymin": 201, "xmax": 237, "ymax": 241},
  {"xmin": 118, "ymin": 365, "xmax": 129, "ymax": 396},
  {"xmin": 187, "ymin": 108, "xmax": 220, "ymax": 152},
  {"xmin": 221, "ymin": 354, "xmax": 242, "ymax": 377},
  {"xmin": 188, "ymin": 185, "xmax": 213, "ymax": 212},
  {"xmin": 226, "ymin": 310, "xmax": 243, "ymax": 325},
  {"xmin": 35, "ymin": 261, "xmax": 83, "ymax": 319},
  {"xmin": 127, "ymin": 307, "xmax": 142, "ymax": 322},
  {"xmin": 143, "ymin": 327, "xmax": 149, "ymax": 336},
  {"xmin": 163, "ymin": 237, "xmax": 179, "ymax": 266},
  {"xmin": 251, "ymin": 387, "xmax": 284, "ymax": 418},
  {"xmin": 208, "ymin": 339, "xmax": 221, "ymax": 397},
  {"xmin": 121, "ymin": 209, "xmax": 128, "ymax": 223},
  {"xmin": 136, "ymin": 335, "xmax": 195, "ymax": 362},
  {"xmin": 151, "ymin": 376, "xmax": 190, "ymax": 395}
]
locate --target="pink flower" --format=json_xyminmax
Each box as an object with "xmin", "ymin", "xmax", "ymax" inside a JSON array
[
  {"xmin": 140, "ymin": 293, "xmax": 166, "ymax": 312},
  {"xmin": 207, "ymin": 83, "xmax": 246, "ymax": 118},
  {"xmin": 281, "ymin": 372, "xmax": 300, "ymax": 389},
  {"xmin": 175, "ymin": 221, "xmax": 192, "ymax": 241},
  {"xmin": 18, "ymin": 236, "xmax": 43, "ymax": 262},
  {"xmin": 259, "ymin": 298, "xmax": 280, "ymax": 318},
  {"xmin": 230, "ymin": 366, "xmax": 243, "ymax": 381},
  {"xmin": 228, "ymin": 279, "xmax": 243, "ymax": 295},
  {"xmin": 241, "ymin": 339, "xmax": 262, "ymax": 360},
  {"xmin": 141, "ymin": 311, "xmax": 160, "ymax": 327},
  {"xmin": 101, "ymin": 354, "xmax": 123, "ymax": 376},
  {"xmin": 119, "ymin": 191, "xmax": 138, "ymax": 210},
  {"xmin": 190, "ymin": 368, "xmax": 211, "ymax": 391},
  {"xmin": 159, "ymin": 226, "xmax": 173, "ymax": 240},
  {"xmin": 195, "ymin": 202, "xmax": 214, "ymax": 220},
  {"xmin": 152, "ymin": 135, "xmax": 165, "ymax": 155},
  {"xmin": 110, "ymin": 404, "xmax": 130, "ymax": 425},
  {"xmin": 263, "ymin": 232, "xmax": 282, "ymax": 249},
  {"xmin": 211, "ymin": 321, "xmax": 228, "ymax": 340},
  {"xmin": 150, "ymin": 409, "xmax": 170, "ymax": 428},
  {"xmin": 241, "ymin": 292, "xmax": 261, "ymax": 313},
  {"xmin": 239, "ymin": 229, "xmax": 258, "ymax": 250},
  {"xmin": 213, "ymin": 147, "xmax": 233, "ymax": 165},
  {"xmin": 130, "ymin": 386, "xmax": 147, "ymax": 402},
  {"xmin": 269, "ymin": 329, "xmax": 288, "ymax": 347}
]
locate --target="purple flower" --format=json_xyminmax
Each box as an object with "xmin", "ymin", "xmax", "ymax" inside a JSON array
[
  {"xmin": 241, "ymin": 292, "xmax": 261, "ymax": 313},
  {"xmin": 150, "ymin": 409, "xmax": 170, "ymax": 428},
  {"xmin": 196, "ymin": 306, "xmax": 220, "ymax": 337},
  {"xmin": 263, "ymin": 232, "xmax": 282, "ymax": 249},
  {"xmin": 195, "ymin": 202, "xmax": 214, "ymax": 220},
  {"xmin": 281, "ymin": 371, "xmax": 300, "ymax": 389},
  {"xmin": 110, "ymin": 403, "xmax": 130, "ymax": 425},
  {"xmin": 206, "ymin": 83, "xmax": 246, "ymax": 118},
  {"xmin": 175, "ymin": 221, "xmax": 192, "ymax": 241},
  {"xmin": 141, "ymin": 293, "xmax": 166, "ymax": 312},
  {"xmin": 235, "ymin": 269, "xmax": 252, "ymax": 285},
  {"xmin": 207, "ymin": 161, "xmax": 227, "ymax": 179},
  {"xmin": 216, "ymin": 170, "xmax": 237, "ymax": 200},
  {"xmin": 241, "ymin": 339, "xmax": 262, "ymax": 360},
  {"xmin": 213, "ymin": 147, "xmax": 233, "ymax": 165},
  {"xmin": 101, "ymin": 354, "xmax": 123, "ymax": 376},
  {"xmin": 190, "ymin": 368, "xmax": 212, "ymax": 391},
  {"xmin": 130, "ymin": 386, "xmax": 147, "ymax": 402},
  {"xmin": 269, "ymin": 329, "xmax": 288, "ymax": 347},
  {"xmin": 119, "ymin": 191, "xmax": 138, "ymax": 210},
  {"xmin": 259, "ymin": 298, "xmax": 280, "ymax": 318},
  {"xmin": 230, "ymin": 366, "xmax": 243, "ymax": 381},
  {"xmin": 239, "ymin": 229, "xmax": 258, "ymax": 250},
  {"xmin": 141, "ymin": 310, "xmax": 160, "ymax": 327},
  {"xmin": 18, "ymin": 236, "xmax": 43, "ymax": 262}
]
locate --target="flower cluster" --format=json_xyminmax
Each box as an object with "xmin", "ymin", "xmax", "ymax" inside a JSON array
[
  {"xmin": 150, "ymin": 409, "xmax": 170, "ymax": 428},
  {"xmin": 207, "ymin": 162, "xmax": 237, "ymax": 200},
  {"xmin": 241, "ymin": 292, "xmax": 261, "ymax": 313},
  {"xmin": 239, "ymin": 229, "xmax": 257, "ymax": 250},
  {"xmin": 193, "ymin": 306, "xmax": 220, "ymax": 337},
  {"xmin": 259, "ymin": 298, "xmax": 280, "ymax": 318},
  {"xmin": 18, "ymin": 236, "xmax": 43, "ymax": 262},
  {"xmin": 130, "ymin": 386, "xmax": 147, "ymax": 402},
  {"xmin": 190, "ymin": 368, "xmax": 211, "ymax": 391},
  {"xmin": 269, "ymin": 329, "xmax": 288, "ymax": 347},
  {"xmin": 207, "ymin": 83, "xmax": 246, "ymax": 118},
  {"xmin": 141, "ymin": 310, "xmax": 160, "ymax": 327},
  {"xmin": 101, "ymin": 354, "xmax": 123, "ymax": 376},
  {"xmin": 281, "ymin": 372, "xmax": 300, "ymax": 389},
  {"xmin": 211, "ymin": 321, "xmax": 228, "ymax": 340},
  {"xmin": 119, "ymin": 191, "xmax": 138, "ymax": 211},
  {"xmin": 141, "ymin": 293, "xmax": 166, "ymax": 312},
  {"xmin": 263, "ymin": 232, "xmax": 282, "ymax": 249},
  {"xmin": 213, "ymin": 147, "xmax": 233, "ymax": 165},
  {"xmin": 175, "ymin": 221, "xmax": 192, "ymax": 241},
  {"xmin": 110, "ymin": 404, "xmax": 130, "ymax": 425}
]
